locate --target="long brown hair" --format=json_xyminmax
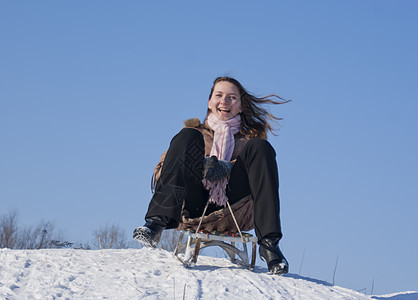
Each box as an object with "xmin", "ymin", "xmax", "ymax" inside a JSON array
[{"xmin": 207, "ymin": 76, "xmax": 289, "ymax": 139}]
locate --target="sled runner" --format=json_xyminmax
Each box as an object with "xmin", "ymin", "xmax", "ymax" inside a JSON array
[{"xmin": 174, "ymin": 197, "xmax": 257, "ymax": 269}]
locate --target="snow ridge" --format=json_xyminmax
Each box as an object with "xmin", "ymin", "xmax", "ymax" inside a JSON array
[{"xmin": 0, "ymin": 248, "xmax": 416, "ymax": 299}]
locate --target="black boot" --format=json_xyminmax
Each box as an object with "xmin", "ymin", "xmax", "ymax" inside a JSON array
[
  {"xmin": 133, "ymin": 216, "xmax": 167, "ymax": 248},
  {"xmin": 259, "ymin": 237, "xmax": 289, "ymax": 275}
]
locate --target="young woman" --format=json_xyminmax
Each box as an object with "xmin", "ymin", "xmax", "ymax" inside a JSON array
[{"xmin": 134, "ymin": 76, "xmax": 289, "ymax": 275}]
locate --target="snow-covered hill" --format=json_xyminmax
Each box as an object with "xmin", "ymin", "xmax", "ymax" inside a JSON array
[{"xmin": 0, "ymin": 248, "xmax": 416, "ymax": 299}]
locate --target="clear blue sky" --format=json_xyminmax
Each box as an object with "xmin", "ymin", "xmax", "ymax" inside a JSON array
[{"xmin": 1, "ymin": 1, "xmax": 417, "ymax": 295}]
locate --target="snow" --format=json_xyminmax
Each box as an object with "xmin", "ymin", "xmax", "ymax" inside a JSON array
[{"xmin": 0, "ymin": 248, "xmax": 416, "ymax": 299}]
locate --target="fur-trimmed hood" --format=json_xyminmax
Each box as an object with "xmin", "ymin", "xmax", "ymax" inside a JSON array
[{"xmin": 183, "ymin": 117, "xmax": 202, "ymax": 128}]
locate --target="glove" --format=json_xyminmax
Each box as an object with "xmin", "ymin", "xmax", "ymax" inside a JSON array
[{"xmin": 202, "ymin": 156, "xmax": 233, "ymax": 182}]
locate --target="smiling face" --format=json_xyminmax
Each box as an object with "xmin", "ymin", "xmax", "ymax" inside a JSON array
[{"xmin": 208, "ymin": 81, "xmax": 242, "ymax": 121}]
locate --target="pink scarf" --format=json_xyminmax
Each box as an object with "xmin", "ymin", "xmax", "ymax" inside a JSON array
[{"xmin": 202, "ymin": 113, "xmax": 241, "ymax": 206}]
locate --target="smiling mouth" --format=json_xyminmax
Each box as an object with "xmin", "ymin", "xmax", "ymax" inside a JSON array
[{"xmin": 218, "ymin": 108, "xmax": 231, "ymax": 113}]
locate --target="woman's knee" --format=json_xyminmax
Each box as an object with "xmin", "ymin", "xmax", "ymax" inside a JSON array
[
  {"xmin": 243, "ymin": 138, "xmax": 276, "ymax": 157},
  {"xmin": 171, "ymin": 128, "xmax": 204, "ymax": 146}
]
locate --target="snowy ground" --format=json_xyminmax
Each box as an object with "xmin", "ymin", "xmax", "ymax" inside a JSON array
[{"xmin": 0, "ymin": 248, "xmax": 416, "ymax": 299}]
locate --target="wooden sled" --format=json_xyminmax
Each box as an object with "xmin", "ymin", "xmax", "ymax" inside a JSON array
[
  {"xmin": 173, "ymin": 200, "xmax": 258, "ymax": 269},
  {"xmin": 173, "ymin": 229, "xmax": 257, "ymax": 269}
]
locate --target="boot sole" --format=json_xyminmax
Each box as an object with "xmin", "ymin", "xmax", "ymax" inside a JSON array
[
  {"xmin": 260, "ymin": 256, "xmax": 289, "ymax": 275},
  {"xmin": 133, "ymin": 227, "xmax": 157, "ymax": 248},
  {"xmin": 270, "ymin": 263, "xmax": 289, "ymax": 275}
]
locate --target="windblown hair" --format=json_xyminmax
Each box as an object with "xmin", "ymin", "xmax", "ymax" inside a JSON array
[{"xmin": 207, "ymin": 76, "xmax": 289, "ymax": 139}]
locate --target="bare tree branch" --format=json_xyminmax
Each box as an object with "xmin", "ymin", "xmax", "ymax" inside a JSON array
[{"xmin": 92, "ymin": 224, "xmax": 127, "ymax": 249}]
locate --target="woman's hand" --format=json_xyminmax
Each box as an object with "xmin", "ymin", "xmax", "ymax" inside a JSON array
[{"xmin": 202, "ymin": 156, "xmax": 233, "ymax": 182}]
